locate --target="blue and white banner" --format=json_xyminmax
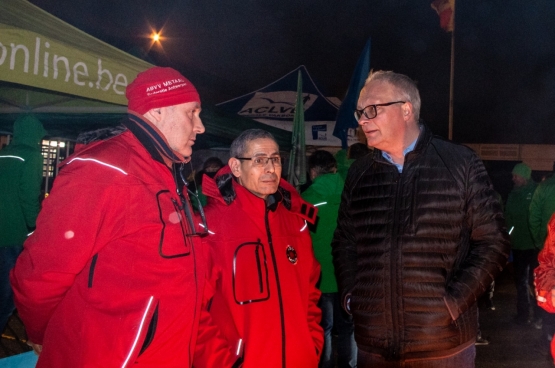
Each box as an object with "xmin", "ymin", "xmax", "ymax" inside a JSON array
[{"xmin": 218, "ymin": 66, "xmax": 342, "ymax": 146}]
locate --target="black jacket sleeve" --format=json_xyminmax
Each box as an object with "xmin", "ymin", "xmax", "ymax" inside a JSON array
[
  {"xmin": 444, "ymin": 150, "xmax": 511, "ymax": 320},
  {"xmin": 331, "ymin": 161, "xmax": 364, "ymax": 313}
]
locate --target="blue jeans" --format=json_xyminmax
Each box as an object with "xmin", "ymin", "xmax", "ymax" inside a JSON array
[
  {"xmin": 357, "ymin": 344, "xmax": 476, "ymax": 368},
  {"xmin": 0, "ymin": 245, "xmax": 23, "ymax": 333},
  {"xmin": 319, "ymin": 292, "xmax": 357, "ymax": 368}
]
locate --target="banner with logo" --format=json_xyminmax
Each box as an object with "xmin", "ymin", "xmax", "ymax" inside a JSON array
[
  {"xmin": 217, "ymin": 66, "xmax": 342, "ymax": 146},
  {"xmin": 0, "ymin": 0, "xmax": 151, "ymax": 106},
  {"xmin": 0, "ymin": 26, "xmax": 147, "ymax": 105}
]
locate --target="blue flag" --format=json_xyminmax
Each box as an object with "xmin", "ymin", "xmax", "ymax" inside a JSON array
[
  {"xmin": 287, "ymin": 71, "xmax": 306, "ymax": 190},
  {"xmin": 333, "ymin": 38, "xmax": 371, "ymax": 148}
]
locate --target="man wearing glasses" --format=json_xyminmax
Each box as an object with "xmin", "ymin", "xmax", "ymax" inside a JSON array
[
  {"xmin": 202, "ymin": 129, "xmax": 324, "ymax": 367},
  {"xmin": 332, "ymin": 70, "xmax": 510, "ymax": 367},
  {"xmin": 10, "ymin": 67, "xmax": 238, "ymax": 367}
]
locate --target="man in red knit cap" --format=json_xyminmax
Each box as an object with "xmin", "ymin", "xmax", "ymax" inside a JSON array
[{"xmin": 11, "ymin": 67, "xmax": 239, "ymax": 368}]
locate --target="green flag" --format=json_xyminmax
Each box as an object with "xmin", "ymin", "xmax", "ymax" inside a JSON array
[{"xmin": 287, "ymin": 71, "xmax": 306, "ymax": 191}]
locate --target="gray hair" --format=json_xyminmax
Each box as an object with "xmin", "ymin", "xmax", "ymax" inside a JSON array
[
  {"xmin": 230, "ymin": 129, "xmax": 278, "ymax": 157},
  {"xmin": 364, "ymin": 70, "xmax": 421, "ymax": 122}
]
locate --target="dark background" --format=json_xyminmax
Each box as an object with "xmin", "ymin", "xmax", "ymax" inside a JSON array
[{"xmin": 27, "ymin": 0, "xmax": 555, "ymax": 145}]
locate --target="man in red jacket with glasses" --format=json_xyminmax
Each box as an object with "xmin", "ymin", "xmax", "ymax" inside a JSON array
[{"xmin": 202, "ymin": 129, "xmax": 324, "ymax": 368}]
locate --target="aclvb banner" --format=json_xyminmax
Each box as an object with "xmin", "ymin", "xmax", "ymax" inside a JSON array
[
  {"xmin": 0, "ymin": 26, "xmax": 147, "ymax": 105},
  {"xmin": 238, "ymin": 91, "xmax": 318, "ymax": 120}
]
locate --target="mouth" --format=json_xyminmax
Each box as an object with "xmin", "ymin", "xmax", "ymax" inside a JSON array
[{"xmin": 261, "ymin": 175, "xmax": 278, "ymax": 184}]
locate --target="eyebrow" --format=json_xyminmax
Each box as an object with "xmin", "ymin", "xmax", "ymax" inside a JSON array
[{"xmin": 252, "ymin": 152, "xmax": 280, "ymax": 157}]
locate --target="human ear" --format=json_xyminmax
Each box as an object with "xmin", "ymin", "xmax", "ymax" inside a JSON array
[
  {"xmin": 144, "ymin": 107, "xmax": 164, "ymax": 123},
  {"xmin": 403, "ymin": 102, "xmax": 413, "ymax": 117},
  {"xmin": 228, "ymin": 158, "xmax": 241, "ymax": 178}
]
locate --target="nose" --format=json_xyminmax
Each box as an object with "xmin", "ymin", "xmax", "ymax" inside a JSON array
[
  {"xmin": 194, "ymin": 115, "xmax": 205, "ymax": 134},
  {"xmin": 358, "ymin": 115, "xmax": 369, "ymax": 126},
  {"xmin": 264, "ymin": 159, "xmax": 276, "ymax": 173}
]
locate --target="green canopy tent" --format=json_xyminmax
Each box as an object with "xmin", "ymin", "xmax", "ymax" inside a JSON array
[{"xmin": 0, "ymin": 0, "xmax": 291, "ymax": 150}]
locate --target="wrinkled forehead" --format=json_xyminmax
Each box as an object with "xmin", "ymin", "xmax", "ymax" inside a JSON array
[
  {"xmin": 244, "ymin": 138, "xmax": 280, "ymax": 156},
  {"xmin": 358, "ymin": 81, "xmax": 397, "ymax": 106}
]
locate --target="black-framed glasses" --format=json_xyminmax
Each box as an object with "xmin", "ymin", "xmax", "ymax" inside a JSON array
[
  {"xmin": 354, "ymin": 101, "xmax": 406, "ymax": 121},
  {"xmin": 236, "ymin": 156, "xmax": 282, "ymax": 167}
]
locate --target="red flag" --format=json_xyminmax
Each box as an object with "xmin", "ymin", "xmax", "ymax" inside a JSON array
[{"xmin": 431, "ymin": 0, "xmax": 455, "ymax": 32}]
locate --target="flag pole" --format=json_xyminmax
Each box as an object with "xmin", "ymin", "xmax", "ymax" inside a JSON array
[{"xmin": 448, "ymin": 2, "xmax": 455, "ymax": 140}]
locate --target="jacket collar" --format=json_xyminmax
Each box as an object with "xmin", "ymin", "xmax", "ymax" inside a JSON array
[
  {"xmin": 123, "ymin": 112, "xmax": 189, "ymax": 167},
  {"xmin": 372, "ymin": 122, "xmax": 433, "ymax": 165},
  {"xmin": 203, "ymin": 166, "xmax": 318, "ymax": 224}
]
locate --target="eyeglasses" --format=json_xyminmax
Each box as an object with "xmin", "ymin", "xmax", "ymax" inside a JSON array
[
  {"xmin": 236, "ymin": 156, "xmax": 282, "ymax": 167},
  {"xmin": 354, "ymin": 101, "xmax": 406, "ymax": 121}
]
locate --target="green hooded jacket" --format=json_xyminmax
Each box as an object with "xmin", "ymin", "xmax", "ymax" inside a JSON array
[
  {"xmin": 0, "ymin": 115, "xmax": 46, "ymax": 247},
  {"xmin": 334, "ymin": 149, "xmax": 354, "ymax": 181},
  {"xmin": 301, "ymin": 172, "xmax": 344, "ymax": 293},
  {"xmin": 529, "ymin": 175, "xmax": 555, "ymax": 249},
  {"xmin": 505, "ymin": 180, "xmax": 537, "ymax": 250}
]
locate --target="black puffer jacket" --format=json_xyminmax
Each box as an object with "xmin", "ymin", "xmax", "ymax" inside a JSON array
[{"xmin": 332, "ymin": 125, "xmax": 510, "ymax": 362}]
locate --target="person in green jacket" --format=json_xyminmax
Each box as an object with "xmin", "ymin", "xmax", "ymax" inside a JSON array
[
  {"xmin": 505, "ymin": 163, "xmax": 539, "ymax": 325},
  {"xmin": 302, "ymin": 150, "xmax": 356, "ymax": 368},
  {"xmin": 530, "ymin": 165, "xmax": 555, "ymax": 249},
  {"xmin": 0, "ymin": 115, "xmax": 46, "ymax": 333},
  {"xmin": 334, "ymin": 142, "xmax": 370, "ymax": 181}
]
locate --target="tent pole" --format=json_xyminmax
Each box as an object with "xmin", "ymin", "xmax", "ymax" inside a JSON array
[
  {"xmin": 55, "ymin": 144, "xmax": 60, "ymax": 177},
  {"xmin": 448, "ymin": 2, "xmax": 456, "ymax": 141},
  {"xmin": 44, "ymin": 141, "xmax": 51, "ymax": 195}
]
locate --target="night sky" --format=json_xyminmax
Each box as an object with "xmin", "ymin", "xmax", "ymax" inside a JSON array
[{"xmin": 27, "ymin": 0, "xmax": 555, "ymax": 144}]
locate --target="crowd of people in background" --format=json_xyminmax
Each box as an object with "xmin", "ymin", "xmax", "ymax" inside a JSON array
[{"xmin": 3, "ymin": 66, "xmax": 555, "ymax": 368}]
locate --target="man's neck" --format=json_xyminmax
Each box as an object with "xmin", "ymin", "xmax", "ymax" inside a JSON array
[{"xmin": 383, "ymin": 125, "xmax": 421, "ymax": 166}]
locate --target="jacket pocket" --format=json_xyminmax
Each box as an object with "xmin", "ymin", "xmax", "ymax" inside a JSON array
[
  {"xmin": 233, "ymin": 241, "xmax": 270, "ymax": 304},
  {"xmin": 139, "ymin": 303, "xmax": 159, "ymax": 356},
  {"xmin": 156, "ymin": 190, "xmax": 191, "ymax": 258},
  {"xmin": 121, "ymin": 296, "xmax": 157, "ymax": 367},
  {"xmin": 88, "ymin": 254, "xmax": 99, "ymax": 288}
]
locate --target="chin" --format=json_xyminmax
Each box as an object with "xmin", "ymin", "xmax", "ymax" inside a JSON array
[
  {"xmin": 265, "ymin": 187, "xmax": 279, "ymax": 195},
  {"xmin": 179, "ymin": 148, "xmax": 192, "ymax": 157}
]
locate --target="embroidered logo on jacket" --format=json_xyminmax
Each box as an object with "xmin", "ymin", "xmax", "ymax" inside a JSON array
[{"xmin": 286, "ymin": 245, "xmax": 298, "ymax": 265}]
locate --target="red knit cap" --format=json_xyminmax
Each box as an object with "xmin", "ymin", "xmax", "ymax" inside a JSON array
[{"xmin": 126, "ymin": 67, "xmax": 200, "ymax": 114}]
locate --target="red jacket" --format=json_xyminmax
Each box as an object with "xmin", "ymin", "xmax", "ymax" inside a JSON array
[
  {"xmin": 202, "ymin": 167, "xmax": 324, "ymax": 368},
  {"xmin": 10, "ymin": 118, "xmax": 235, "ymax": 368},
  {"xmin": 535, "ymin": 214, "xmax": 555, "ymax": 364}
]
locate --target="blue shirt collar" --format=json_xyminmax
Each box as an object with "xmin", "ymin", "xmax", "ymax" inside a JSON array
[{"xmin": 381, "ymin": 136, "xmax": 418, "ymax": 173}]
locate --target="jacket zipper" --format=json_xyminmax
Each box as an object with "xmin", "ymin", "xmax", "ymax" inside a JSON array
[
  {"xmin": 390, "ymin": 170, "xmax": 402, "ymax": 360},
  {"xmin": 188, "ymin": 218, "xmax": 199, "ymax": 368},
  {"xmin": 265, "ymin": 208, "xmax": 286, "ymax": 368}
]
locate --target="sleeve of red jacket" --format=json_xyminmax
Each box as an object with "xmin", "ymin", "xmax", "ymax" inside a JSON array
[
  {"xmin": 306, "ymin": 233, "xmax": 324, "ymax": 358},
  {"xmin": 10, "ymin": 162, "xmax": 125, "ymax": 344},
  {"xmin": 535, "ymin": 214, "xmax": 555, "ymax": 314}
]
